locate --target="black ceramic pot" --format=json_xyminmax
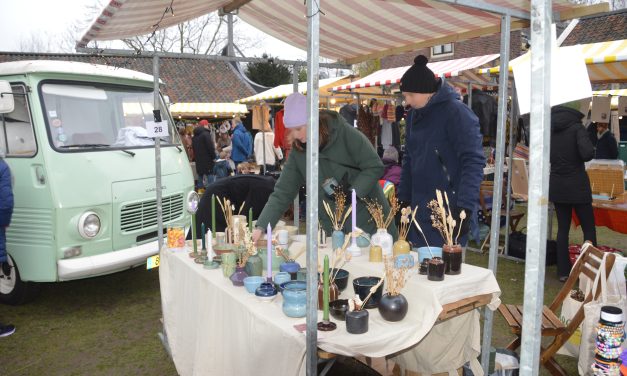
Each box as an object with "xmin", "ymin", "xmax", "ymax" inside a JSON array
[
  {"xmin": 353, "ymin": 276, "xmax": 384, "ymax": 309},
  {"xmin": 378, "ymin": 293, "xmax": 408, "ymax": 322},
  {"xmin": 346, "ymin": 309, "xmax": 369, "ymax": 334}
]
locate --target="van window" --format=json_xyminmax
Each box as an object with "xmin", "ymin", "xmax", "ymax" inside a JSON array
[
  {"xmin": 0, "ymin": 84, "xmax": 37, "ymax": 157},
  {"xmin": 40, "ymin": 82, "xmax": 178, "ymax": 152}
]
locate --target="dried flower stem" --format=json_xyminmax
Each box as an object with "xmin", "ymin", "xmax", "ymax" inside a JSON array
[
  {"xmin": 383, "ymin": 255, "xmax": 413, "ymax": 296},
  {"xmin": 454, "ymin": 210, "xmax": 467, "ymax": 245},
  {"xmin": 237, "ymin": 223, "xmax": 257, "ymax": 267},
  {"xmin": 358, "ymin": 275, "xmax": 385, "ymax": 311},
  {"xmin": 323, "ymin": 188, "xmax": 352, "ymax": 231},
  {"xmin": 363, "ymin": 196, "xmax": 399, "ymax": 230},
  {"xmin": 412, "ymin": 217, "xmax": 434, "ymax": 258}
]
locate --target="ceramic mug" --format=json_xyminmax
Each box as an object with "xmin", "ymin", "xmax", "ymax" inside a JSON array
[{"xmin": 277, "ymin": 229, "xmax": 289, "ymax": 245}]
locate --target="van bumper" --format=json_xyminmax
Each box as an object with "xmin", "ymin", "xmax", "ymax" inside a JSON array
[{"xmin": 57, "ymin": 241, "xmax": 159, "ymax": 281}]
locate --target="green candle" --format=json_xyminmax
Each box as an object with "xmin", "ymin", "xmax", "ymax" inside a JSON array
[
  {"xmin": 191, "ymin": 214, "xmax": 197, "ymax": 254},
  {"xmin": 323, "ymin": 255, "xmax": 330, "ymax": 322},
  {"xmin": 211, "ymin": 194, "xmax": 216, "ymax": 239},
  {"xmin": 201, "ymin": 222, "xmax": 206, "ymax": 250},
  {"xmin": 248, "ymin": 207, "xmax": 253, "ymax": 232}
]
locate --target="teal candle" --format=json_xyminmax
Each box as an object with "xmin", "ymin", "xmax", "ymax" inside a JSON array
[
  {"xmin": 323, "ymin": 255, "xmax": 330, "ymax": 321},
  {"xmin": 248, "ymin": 208, "xmax": 253, "ymax": 232},
  {"xmin": 211, "ymin": 194, "xmax": 216, "ymax": 239},
  {"xmin": 201, "ymin": 222, "xmax": 206, "ymax": 250},
  {"xmin": 192, "ymin": 214, "xmax": 197, "ymax": 253}
]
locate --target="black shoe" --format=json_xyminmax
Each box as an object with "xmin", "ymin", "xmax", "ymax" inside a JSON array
[{"xmin": 0, "ymin": 324, "xmax": 15, "ymax": 337}]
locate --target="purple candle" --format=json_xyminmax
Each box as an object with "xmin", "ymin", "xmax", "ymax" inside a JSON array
[
  {"xmin": 351, "ymin": 189, "xmax": 357, "ymax": 245},
  {"xmin": 267, "ymin": 223, "xmax": 272, "ymax": 280}
]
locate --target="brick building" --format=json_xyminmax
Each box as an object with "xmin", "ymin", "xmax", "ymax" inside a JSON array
[{"xmin": 0, "ymin": 52, "xmax": 256, "ymax": 103}]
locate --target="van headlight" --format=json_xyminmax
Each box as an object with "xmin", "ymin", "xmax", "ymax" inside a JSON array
[
  {"xmin": 186, "ymin": 191, "xmax": 200, "ymax": 214},
  {"xmin": 78, "ymin": 211, "xmax": 101, "ymax": 239}
]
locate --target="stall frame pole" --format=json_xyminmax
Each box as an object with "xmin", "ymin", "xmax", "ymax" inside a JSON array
[
  {"xmin": 305, "ymin": 0, "xmax": 321, "ymax": 374},
  {"xmin": 480, "ymin": 13, "xmax": 510, "ymax": 374},
  {"xmin": 519, "ymin": 0, "xmax": 552, "ymax": 373},
  {"xmin": 503, "ymin": 82, "xmax": 518, "ymax": 255},
  {"xmin": 292, "ymin": 66, "xmax": 300, "ymax": 230}
]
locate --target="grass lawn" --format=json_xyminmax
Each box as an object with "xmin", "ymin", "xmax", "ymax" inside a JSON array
[{"xmin": 0, "ymin": 208, "xmax": 624, "ymax": 375}]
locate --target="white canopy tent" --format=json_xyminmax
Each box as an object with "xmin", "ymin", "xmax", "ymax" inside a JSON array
[{"xmin": 78, "ymin": 1, "xmax": 610, "ymax": 374}]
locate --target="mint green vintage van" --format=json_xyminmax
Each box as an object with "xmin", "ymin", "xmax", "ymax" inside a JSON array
[{"xmin": 0, "ymin": 60, "xmax": 194, "ymax": 304}]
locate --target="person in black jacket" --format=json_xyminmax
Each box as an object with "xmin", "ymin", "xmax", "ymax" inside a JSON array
[
  {"xmin": 549, "ymin": 102, "xmax": 596, "ymax": 281},
  {"xmin": 192, "ymin": 120, "xmax": 217, "ymax": 189},
  {"xmin": 192, "ymin": 175, "xmax": 276, "ymax": 238},
  {"xmin": 594, "ymin": 122, "xmax": 619, "ymax": 159}
]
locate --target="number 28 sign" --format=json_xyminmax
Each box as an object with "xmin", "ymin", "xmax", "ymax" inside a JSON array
[{"xmin": 146, "ymin": 120, "xmax": 170, "ymax": 138}]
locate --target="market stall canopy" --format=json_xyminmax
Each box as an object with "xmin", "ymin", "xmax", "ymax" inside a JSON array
[
  {"xmin": 77, "ymin": 0, "xmax": 607, "ymax": 64},
  {"xmin": 593, "ymin": 89, "xmax": 627, "ymax": 109},
  {"xmin": 169, "ymin": 102, "xmax": 248, "ymax": 117},
  {"xmin": 478, "ymin": 39, "xmax": 627, "ymax": 83},
  {"xmin": 330, "ymin": 54, "xmax": 499, "ymax": 92},
  {"xmin": 238, "ymin": 76, "xmax": 347, "ymax": 103}
]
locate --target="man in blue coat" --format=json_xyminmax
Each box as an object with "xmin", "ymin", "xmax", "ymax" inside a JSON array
[
  {"xmin": 230, "ymin": 118, "xmax": 252, "ymax": 168},
  {"xmin": 398, "ymin": 55, "xmax": 485, "ymax": 248},
  {"xmin": 0, "ymin": 155, "xmax": 16, "ymax": 336}
]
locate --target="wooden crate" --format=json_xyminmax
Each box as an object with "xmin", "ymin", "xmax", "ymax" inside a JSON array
[{"xmin": 587, "ymin": 162, "xmax": 625, "ymax": 196}]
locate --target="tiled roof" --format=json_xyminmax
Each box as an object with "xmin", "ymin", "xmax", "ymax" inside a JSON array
[
  {"xmin": 0, "ymin": 52, "xmax": 255, "ymax": 103},
  {"xmin": 562, "ymin": 9, "xmax": 627, "ymax": 46}
]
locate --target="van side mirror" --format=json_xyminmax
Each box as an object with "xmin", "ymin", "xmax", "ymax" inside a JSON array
[{"xmin": 0, "ymin": 81, "xmax": 15, "ymax": 114}]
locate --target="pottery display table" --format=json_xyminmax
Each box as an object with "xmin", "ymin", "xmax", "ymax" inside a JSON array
[{"xmin": 159, "ymin": 241, "xmax": 501, "ymax": 376}]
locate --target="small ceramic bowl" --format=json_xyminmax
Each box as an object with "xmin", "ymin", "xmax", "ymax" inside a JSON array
[
  {"xmin": 353, "ymin": 276, "xmax": 384, "ymax": 309},
  {"xmin": 255, "ymin": 282, "xmax": 278, "ymax": 302},
  {"xmin": 329, "ymin": 299, "xmax": 349, "ymax": 321},
  {"xmin": 243, "ymin": 276, "xmax": 265, "ymax": 294},
  {"xmin": 274, "ymin": 272, "xmax": 292, "ymax": 289}
]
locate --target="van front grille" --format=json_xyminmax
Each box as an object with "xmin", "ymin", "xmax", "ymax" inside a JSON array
[{"xmin": 120, "ymin": 194, "xmax": 184, "ymax": 233}]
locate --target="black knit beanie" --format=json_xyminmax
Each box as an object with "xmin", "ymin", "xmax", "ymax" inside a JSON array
[{"xmin": 400, "ymin": 55, "xmax": 437, "ymax": 94}]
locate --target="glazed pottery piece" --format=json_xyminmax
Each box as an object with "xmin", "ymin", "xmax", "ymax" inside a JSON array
[
  {"xmin": 352, "ymin": 276, "xmax": 384, "ymax": 309},
  {"xmin": 378, "ymin": 293, "xmax": 409, "ymax": 322},
  {"xmin": 346, "ymin": 309, "xmax": 369, "ymax": 334}
]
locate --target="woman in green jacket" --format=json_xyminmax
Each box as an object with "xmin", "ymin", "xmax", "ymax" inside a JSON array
[{"xmin": 252, "ymin": 93, "xmax": 397, "ymax": 242}]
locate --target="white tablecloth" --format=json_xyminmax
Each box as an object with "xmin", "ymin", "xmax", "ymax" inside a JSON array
[{"xmin": 159, "ymin": 242, "xmax": 501, "ymax": 376}]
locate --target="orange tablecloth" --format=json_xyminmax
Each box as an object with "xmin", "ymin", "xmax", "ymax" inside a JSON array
[{"xmin": 572, "ymin": 193, "xmax": 627, "ymax": 234}]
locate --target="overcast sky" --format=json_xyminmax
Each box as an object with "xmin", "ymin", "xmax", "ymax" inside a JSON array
[{"xmin": 0, "ymin": 0, "xmax": 308, "ymax": 60}]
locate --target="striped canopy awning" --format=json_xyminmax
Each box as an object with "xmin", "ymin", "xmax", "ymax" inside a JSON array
[
  {"xmin": 169, "ymin": 102, "xmax": 248, "ymax": 117},
  {"xmin": 478, "ymin": 39, "xmax": 627, "ymax": 83},
  {"xmin": 331, "ymin": 54, "xmax": 499, "ymax": 92},
  {"xmin": 77, "ymin": 0, "xmax": 605, "ymax": 64},
  {"xmin": 238, "ymin": 76, "xmax": 347, "ymax": 103}
]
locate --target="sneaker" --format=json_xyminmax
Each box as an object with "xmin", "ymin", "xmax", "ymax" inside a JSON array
[
  {"xmin": 0, "ymin": 324, "xmax": 15, "ymax": 337},
  {"xmin": 559, "ymin": 276, "xmax": 568, "ymax": 283}
]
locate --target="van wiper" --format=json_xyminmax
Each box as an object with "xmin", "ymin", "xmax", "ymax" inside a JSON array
[
  {"xmin": 60, "ymin": 143, "xmax": 110, "ymax": 148},
  {"xmin": 59, "ymin": 144, "xmax": 135, "ymax": 157}
]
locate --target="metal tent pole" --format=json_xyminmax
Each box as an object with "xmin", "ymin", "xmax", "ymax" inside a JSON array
[
  {"xmin": 292, "ymin": 66, "xmax": 300, "ymax": 230},
  {"xmin": 480, "ymin": 13, "xmax": 510, "ymax": 374},
  {"xmin": 467, "ymin": 82, "xmax": 473, "ymax": 109},
  {"xmin": 503, "ymin": 82, "xmax": 518, "ymax": 255},
  {"xmin": 305, "ymin": 0, "xmax": 321, "ymax": 374},
  {"xmin": 153, "ymin": 54, "xmax": 170, "ymax": 354},
  {"xmin": 519, "ymin": 0, "xmax": 552, "ymax": 373}
]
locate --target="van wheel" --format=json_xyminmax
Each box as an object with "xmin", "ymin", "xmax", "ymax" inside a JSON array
[{"xmin": 0, "ymin": 255, "xmax": 39, "ymax": 305}]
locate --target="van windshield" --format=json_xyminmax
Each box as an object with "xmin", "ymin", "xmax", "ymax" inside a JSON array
[{"xmin": 40, "ymin": 82, "xmax": 178, "ymax": 151}]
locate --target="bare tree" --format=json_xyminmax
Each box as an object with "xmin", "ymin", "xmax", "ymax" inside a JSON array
[
  {"xmin": 17, "ymin": 32, "xmax": 55, "ymax": 53},
  {"xmin": 120, "ymin": 14, "xmax": 260, "ymax": 55}
]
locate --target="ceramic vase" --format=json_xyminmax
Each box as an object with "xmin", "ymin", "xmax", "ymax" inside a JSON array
[
  {"xmin": 427, "ymin": 257, "xmax": 445, "ymax": 281},
  {"xmin": 392, "ymin": 239, "xmax": 411, "ymax": 256},
  {"xmin": 331, "ymin": 230, "xmax": 345, "ymax": 251},
  {"xmin": 280, "ymin": 261, "xmax": 301, "ymax": 280},
  {"xmin": 230, "ymin": 266, "xmax": 248, "ymax": 286},
  {"xmin": 378, "ymin": 293, "xmax": 409, "ymax": 322},
  {"xmin": 443, "ymin": 244, "xmax": 462, "ymax": 275},
  {"xmin": 317, "ymin": 281, "xmax": 339, "ymax": 310},
  {"xmin": 371, "ymin": 228, "xmax": 393, "ymax": 257},
  {"xmin": 244, "ymin": 253, "xmax": 263, "ymax": 277},
  {"xmin": 282, "ymin": 283, "xmax": 307, "ymax": 318},
  {"xmin": 346, "ymin": 309, "xmax": 369, "ymax": 334}
]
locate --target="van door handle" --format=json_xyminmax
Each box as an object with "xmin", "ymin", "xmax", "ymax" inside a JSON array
[{"xmin": 33, "ymin": 165, "xmax": 46, "ymax": 186}]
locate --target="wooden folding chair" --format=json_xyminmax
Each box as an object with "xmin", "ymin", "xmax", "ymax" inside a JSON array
[
  {"xmin": 478, "ymin": 181, "xmax": 525, "ymax": 253},
  {"xmin": 497, "ymin": 244, "xmax": 616, "ymax": 375}
]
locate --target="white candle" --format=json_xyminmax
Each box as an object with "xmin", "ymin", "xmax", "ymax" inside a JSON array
[
  {"xmin": 206, "ymin": 229, "xmax": 213, "ymax": 259},
  {"xmin": 267, "ymin": 223, "xmax": 272, "ymax": 280},
  {"xmin": 351, "ymin": 189, "xmax": 357, "ymax": 245}
]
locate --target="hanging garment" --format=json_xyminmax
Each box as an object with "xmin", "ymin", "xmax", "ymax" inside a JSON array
[
  {"xmin": 381, "ymin": 119, "xmax": 393, "ymax": 150},
  {"xmin": 357, "ymin": 105, "xmax": 377, "ymax": 146},
  {"xmin": 386, "ymin": 102, "xmax": 396, "ymax": 122},
  {"xmin": 252, "ymin": 104, "xmax": 271, "ymax": 131}
]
